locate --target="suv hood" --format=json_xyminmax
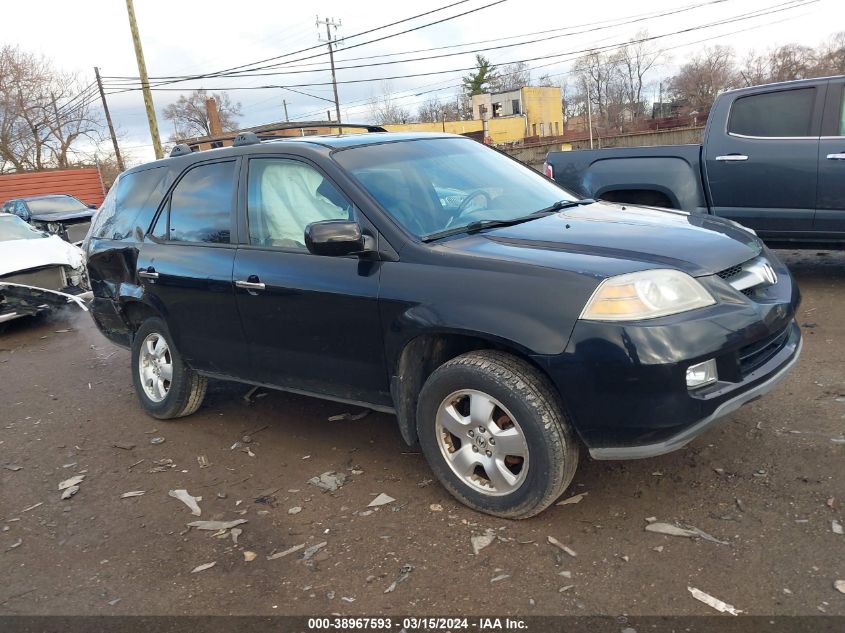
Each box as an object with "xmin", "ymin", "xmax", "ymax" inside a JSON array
[{"xmin": 442, "ymin": 202, "xmax": 763, "ymax": 277}]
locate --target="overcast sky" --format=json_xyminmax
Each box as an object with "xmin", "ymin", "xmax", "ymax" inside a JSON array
[{"xmin": 3, "ymin": 0, "xmax": 840, "ymax": 163}]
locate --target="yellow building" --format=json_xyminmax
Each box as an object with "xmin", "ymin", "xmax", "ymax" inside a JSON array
[
  {"xmin": 472, "ymin": 86, "xmax": 564, "ymax": 139},
  {"xmin": 382, "ymin": 117, "xmax": 526, "ymax": 145}
]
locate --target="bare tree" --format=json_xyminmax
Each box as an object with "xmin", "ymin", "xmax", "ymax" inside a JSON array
[
  {"xmin": 162, "ymin": 89, "xmax": 242, "ymax": 140},
  {"xmin": 817, "ymin": 31, "xmax": 845, "ymax": 75},
  {"xmin": 615, "ymin": 31, "xmax": 660, "ymax": 119},
  {"xmin": 368, "ymin": 83, "xmax": 412, "ymax": 125},
  {"xmin": 0, "ymin": 45, "xmax": 105, "ymax": 173},
  {"xmin": 667, "ymin": 45, "xmax": 738, "ymax": 113},
  {"xmin": 417, "ymin": 98, "xmax": 444, "ymax": 123},
  {"xmin": 490, "ymin": 62, "xmax": 532, "ymax": 92}
]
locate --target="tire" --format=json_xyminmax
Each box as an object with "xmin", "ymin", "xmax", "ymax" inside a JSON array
[
  {"xmin": 416, "ymin": 350, "xmax": 579, "ymax": 519},
  {"xmin": 131, "ymin": 317, "xmax": 207, "ymax": 419}
]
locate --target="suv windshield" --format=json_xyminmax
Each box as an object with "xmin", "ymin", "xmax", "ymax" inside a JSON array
[
  {"xmin": 333, "ymin": 137, "xmax": 576, "ymax": 239},
  {"xmin": 26, "ymin": 195, "xmax": 89, "ymax": 215},
  {"xmin": 0, "ymin": 214, "xmax": 49, "ymax": 241}
]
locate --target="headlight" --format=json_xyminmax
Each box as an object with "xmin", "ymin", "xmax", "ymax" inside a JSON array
[{"xmin": 580, "ymin": 269, "xmax": 715, "ymax": 321}]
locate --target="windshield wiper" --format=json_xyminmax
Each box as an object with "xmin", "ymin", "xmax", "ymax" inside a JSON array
[{"xmin": 421, "ymin": 198, "xmax": 595, "ymax": 242}]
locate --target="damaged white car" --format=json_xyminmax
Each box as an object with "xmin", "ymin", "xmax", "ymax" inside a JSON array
[{"xmin": 0, "ymin": 212, "xmax": 91, "ymax": 327}]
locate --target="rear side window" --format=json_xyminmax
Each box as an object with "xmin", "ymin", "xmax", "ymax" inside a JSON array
[
  {"xmin": 728, "ymin": 88, "xmax": 816, "ymax": 137},
  {"xmin": 159, "ymin": 161, "xmax": 235, "ymax": 244},
  {"xmin": 92, "ymin": 166, "xmax": 169, "ymax": 241}
]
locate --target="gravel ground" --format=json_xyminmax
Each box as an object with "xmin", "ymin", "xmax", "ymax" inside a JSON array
[{"xmin": 0, "ymin": 250, "xmax": 843, "ymax": 616}]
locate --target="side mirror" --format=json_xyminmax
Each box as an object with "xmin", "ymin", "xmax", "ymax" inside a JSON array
[{"xmin": 305, "ymin": 220, "xmax": 369, "ymax": 257}]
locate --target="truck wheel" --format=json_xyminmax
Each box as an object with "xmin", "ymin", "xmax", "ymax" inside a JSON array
[
  {"xmin": 131, "ymin": 317, "xmax": 207, "ymax": 419},
  {"xmin": 416, "ymin": 350, "xmax": 579, "ymax": 519}
]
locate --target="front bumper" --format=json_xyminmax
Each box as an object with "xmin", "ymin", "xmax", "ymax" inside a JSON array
[
  {"xmin": 589, "ymin": 323, "xmax": 801, "ymax": 459},
  {"xmin": 540, "ymin": 255, "xmax": 801, "ymax": 459}
]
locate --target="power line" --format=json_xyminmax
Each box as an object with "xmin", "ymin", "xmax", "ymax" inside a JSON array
[
  {"xmin": 102, "ymin": 0, "xmax": 818, "ymax": 95},
  {"xmin": 103, "ymin": 0, "xmax": 729, "ymax": 85},
  {"xmin": 102, "ymin": 0, "xmax": 488, "ymax": 87},
  {"xmin": 293, "ymin": 4, "xmax": 814, "ymax": 120}
]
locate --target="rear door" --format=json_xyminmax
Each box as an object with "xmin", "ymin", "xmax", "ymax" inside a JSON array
[
  {"xmin": 704, "ymin": 84, "xmax": 825, "ymax": 236},
  {"xmin": 232, "ymin": 155, "xmax": 390, "ymax": 407},
  {"xmin": 137, "ymin": 158, "xmax": 247, "ymax": 376},
  {"xmin": 816, "ymin": 78, "xmax": 845, "ymax": 235}
]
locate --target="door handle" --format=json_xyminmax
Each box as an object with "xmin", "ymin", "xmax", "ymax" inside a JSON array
[
  {"xmin": 138, "ymin": 268, "xmax": 159, "ymax": 279},
  {"xmin": 826, "ymin": 153, "xmax": 845, "ymax": 160},
  {"xmin": 235, "ymin": 280, "xmax": 266, "ymax": 290},
  {"xmin": 715, "ymin": 154, "xmax": 749, "ymax": 162}
]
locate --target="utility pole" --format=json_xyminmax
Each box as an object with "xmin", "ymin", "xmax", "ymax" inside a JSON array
[
  {"xmin": 94, "ymin": 67, "xmax": 124, "ymax": 172},
  {"xmin": 125, "ymin": 0, "xmax": 163, "ymax": 159},
  {"xmin": 317, "ymin": 16, "xmax": 343, "ymax": 134},
  {"xmin": 283, "ymin": 99, "xmax": 289, "ymax": 122}
]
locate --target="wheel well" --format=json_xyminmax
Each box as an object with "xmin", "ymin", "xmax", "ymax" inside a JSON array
[
  {"xmin": 122, "ymin": 301, "xmax": 161, "ymax": 336},
  {"xmin": 599, "ymin": 189, "xmax": 675, "ymax": 209},
  {"xmin": 390, "ymin": 333, "xmax": 556, "ymax": 447}
]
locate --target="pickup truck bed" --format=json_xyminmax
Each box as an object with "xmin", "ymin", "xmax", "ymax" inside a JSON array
[{"xmin": 546, "ymin": 75, "xmax": 845, "ymax": 248}]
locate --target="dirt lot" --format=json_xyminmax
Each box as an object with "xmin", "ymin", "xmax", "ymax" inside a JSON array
[{"xmin": 1, "ymin": 250, "xmax": 843, "ymax": 617}]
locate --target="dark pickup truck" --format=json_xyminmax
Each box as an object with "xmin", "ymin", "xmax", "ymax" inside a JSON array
[{"xmin": 545, "ymin": 75, "xmax": 845, "ymax": 249}]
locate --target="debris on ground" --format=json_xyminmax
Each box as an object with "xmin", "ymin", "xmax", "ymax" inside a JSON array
[
  {"xmin": 243, "ymin": 551, "xmax": 257, "ymax": 562},
  {"xmin": 60, "ymin": 485, "xmax": 80, "ymax": 500},
  {"xmin": 368, "ymin": 493, "xmax": 395, "ymax": 507},
  {"xmin": 491, "ymin": 574, "xmax": 510, "ymax": 583},
  {"xmin": 267, "ymin": 543, "xmax": 305, "ymax": 560},
  {"xmin": 556, "ymin": 492, "xmax": 587, "ymax": 506},
  {"xmin": 688, "ymin": 586, "xmax": 742, "ymax": 615},
  {"xmin": 2, "ymin": 464, "xmax": 22, "ymax": 471},
  {"xmin": 150, "ymin": 437, "xmax": 165, "ymax": 445},
  {"xmin": 547, "ymin": 536, "xmax": 578, "ymax": 558},
  {"xmin": 302, "ymin": 541, "xmax": 328, "ymax": 561},
  {"xmin": 230, "ymin": 528, "xmax": 242, "ymax": 545},
  {"xmin": 168, "ymin": 489, "xmax": 202, "ymax": 516},
  {"xmin": 417, "ymin": 479, "xmax": 434, "ymax": 488},
  {"xmin": 288, "ymin": 506, "xmax": 303, "ymax": 515},
  {"xmin": 112, "ymin": 442, "xmax": 135, "ymax": 451},
  {"xmin": 120, "ymin": 491, "xmax": 145, "ymax": 499},
  {"xmin": 328, "ymin": 410, "xmax": 371, "ymax": 422},
  {"xmin": 58, "ymin": 475, "xmax": 84, "ymax": 490},
  {"xmin": 833, "ymin": 520, "xmax": 843, "ymax": 535},
  {"xmin": 187, "ymin": 519, "xmax": 247, "ymax": 531},
  {"xmin": 21, "ymin": 502, "xmax": 42, "ymax": 512},
  {"xmin": 559, "ymin": 585, "xmax": 575, "ymax": 593},
  {"xmin": 835, "ymin": 580, "xmax": 845, "ymax": 594},
  {"xmin": 472, "ymin": 531, "xmax": 496, "ymax": 555},
  {"xmin": 197, "ymin": 455, "xmax": 209, "ymax": 469},
  {"xmin": 342, "ymin": 597, "xmax": 355, "ymax": 603},
  {"xmin": 148, "ymin": 459, "xmax": 175, "ymax": 473},
  {"xmin": 559, "ymin": 571, "xmax": 572, "ymax": 578},
  {"xmin": 308, "ymin": 472, "xmax": 347, "ymax": 492},
  {"xmin": 735, "ymin": 498, "xmax": 746, "ymax": 513},
  {"xmin": 5, "ymin": 538, "xmax": 22, "ymax": 551},
  {"xmin": 191, "ymin": 561, "xmax": 216, "ymax": 573},
  {"xmin": 645, "ymin": 522, "xmax": 729, "ymax": 545},
  {"xmin": 384, "ymin": 563, "xmax": 413, "ymax": 593},
  {"xmin": 429, "ymin": 503, "xmax": 443, "ymax": 512},
  {"xmin": 242, "ymin": 386, "xmax": 264, "ymax": 404}
]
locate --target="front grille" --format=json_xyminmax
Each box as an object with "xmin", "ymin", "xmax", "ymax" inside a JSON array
[
  {"xmin": 738, "ymin": 328, "xmax": 789, "ymax": 377},
  {"xmin": 717, "ymin": 263, "xmax": 743, "ymax": 281},
  {"xmin": 0, "ymin": 265, "xmax": 66, "ymax": 291}
]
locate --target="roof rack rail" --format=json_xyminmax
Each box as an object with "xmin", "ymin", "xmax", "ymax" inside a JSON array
[
  {"xmin": 170, "ymin": 143, "xmax": 192, "ymax": 157},
  {"xmin": 233, "ymin": 132, "xmax": 261, "ymax": 147}
]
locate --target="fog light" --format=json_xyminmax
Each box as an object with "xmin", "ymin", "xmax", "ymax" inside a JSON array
[{"xmin": 686, "ymin": 359, "xmax": 718, "ymax": 389}]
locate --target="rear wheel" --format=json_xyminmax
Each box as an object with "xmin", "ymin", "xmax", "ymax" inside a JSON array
[
  {"xmin": 416, "ymin": 350, "xmax": 579, "ymax": 518},
  {"xmin": 131, "ymin": 317, "xmax": 207, "ymax": 419}
]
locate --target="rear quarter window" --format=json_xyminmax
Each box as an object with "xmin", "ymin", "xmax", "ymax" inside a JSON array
[
  {"xmin": 92, "ymin": 166, "xmax": 171, "ymax": 241},
  {"xmin": 728, "ymin": 88, "xmax": 816, "ymax": 138}
]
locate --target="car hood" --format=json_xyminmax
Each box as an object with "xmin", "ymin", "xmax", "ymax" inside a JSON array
[
  {"xmin": 30, "ymin": 209, "xmax": 94, "ymax": 222},
  {"xmin": 441, "ymin": 202, "xmax": 763, "ymax": 277},
  {"xmin": 0, "ymin": 235, "xmax": 84, "ymax": 276}
]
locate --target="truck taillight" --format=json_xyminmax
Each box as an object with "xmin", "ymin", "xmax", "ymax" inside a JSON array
[{"xmin": 543, "ymin": 162, "xmax": 554, "ymax": 179}]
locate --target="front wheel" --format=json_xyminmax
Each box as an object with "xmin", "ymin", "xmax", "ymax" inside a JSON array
[
  {"xmin": 131, "ymin": 317, "xmax": 207, "ymax": 419},
  {"xmin": 416, "ymin": 350, "xmax": 579, "ymax": 519}
]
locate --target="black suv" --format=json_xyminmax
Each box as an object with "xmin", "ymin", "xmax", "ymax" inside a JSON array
[{"xmin": 85, "ymin": 131, "xmax": 801, "ymax": 518}]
